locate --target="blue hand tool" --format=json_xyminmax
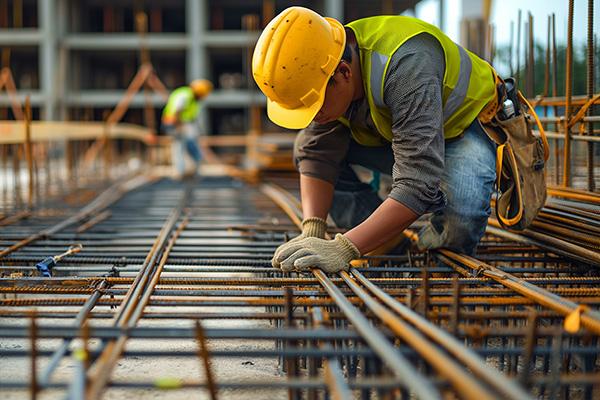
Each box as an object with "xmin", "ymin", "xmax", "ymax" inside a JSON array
[{"xmin": 36, "ymin": 244, "xmax": 83, "ymax": 277}]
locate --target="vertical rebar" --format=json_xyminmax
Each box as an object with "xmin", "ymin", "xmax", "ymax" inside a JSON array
[
  {"xmin": 586, "ymin": 0, "xmax": 595, "ymax": 191},
  {"xmin": 406, "ymin": 287, "xmax": 414, "ymax": 309},
  {"xmin": 44, "ymin": 142, "xmax": 51, "ymax": 202},
  {"xmin": 1, "ymin": 144, "xmax": 7, "ymax": 208},
  {"xmin": 0, "ymin": 0, "xmax": 7, "ymax": 29},
  {"xmin": 582, "ymin": 336, "xmax": 597, "ymax": 400},
  {"xmin": 261, "ymin": 0, "xmax": 275, "ymax": 28},
  {"xmin": 420, "ymin": 261, "xmax": 430, "ymax": 318},
  {"xmin": 519, "ymin": 311, "xmax": 537, "ymax": 386},
  {"xmin": 136, "ymin": 11, "xmax": 156, "ymax": 135},
  {"xmin": 516, "ymin": 10, "xmax": 522, "ymax": 86},
  {"xmin": 509, "ymin": 21, "xmax": 514, "ymax": 77},
  {"xmin": 563, "ymin": 0, "xmax": 574, "ymax": 187},
  {"xmin": 543, "ymin": 14, "xmax": 551, "ymax": 181},
  {"xmin": 382, "ymin": 0, "xmax": 394, "ymax": 14},
  {"xmin": 562, "ymin": 336, "xmax": 573, "ymax": 398},
  {"xmin": 544, "ymin": 15, "xmax": 550, "ymax": 97},
  {"xmin": 284, "ymin": 287, "xmax": 299, "ymax": 400},
  {"xmin": 243, "ymin": 14, "xmax": 261, "ymax": 182},
  {"xmin": 103, "ymin": 111, "xmax": 111, "ymax": 181},
  {"xmin": 24, "ymin": 96, "xmax": 33, "ymax": 209},
  {"xmin": 450, "ymin": 275, "xmax": 460, "ymax": 336},
  {"xmin": 551, "ymin": 13, "xmax": 559, "ymax": 185},
  {"xmin": 65, "ymin": 139, "xmax": 73, "ymax": 193},
  {"xmin": 548, "ymin": 333, "xmax": 563, "ymax": 399},
  {"xmin": 13, "ymin": 0, "xmax": 22, "ymax": 28},
  {"xmin": 523, "ymin": 21, "xmax": 528, "ymax": 93},
  {"xmin": 489, "ymin": 24, "xmax": 495, "ymax": 64},
  {"xmin": 307, "ymin": 311, "xmax": 319, "ymax": 400},
  {"xmin": 13, "ymin": 144, "xmax": 21, "ymax": 211},
  {"xmin": 33, "ymin": 145, "xmax": 40, "ymax": 208},
  {"xmin": 527, "ymin": 13, "xmax": 534, "ymax": 96}
]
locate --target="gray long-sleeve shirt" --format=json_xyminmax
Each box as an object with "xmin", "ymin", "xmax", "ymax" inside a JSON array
[{"xmin": 294, "ymin": 33, "xmax": 447, "ymax": 216}]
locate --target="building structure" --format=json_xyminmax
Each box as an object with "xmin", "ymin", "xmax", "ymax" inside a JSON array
[{"xmin": 0, "ymin": 0, "xmax": 420, "ymax": 134}]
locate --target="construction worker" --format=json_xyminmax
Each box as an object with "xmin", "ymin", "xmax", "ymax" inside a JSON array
[
  {"xmin": 161, "ymin": 79, "xmax": 213, "ymax": 177},
  {"xmin": 252, "ymin": 7, "xmax": 501, "ymax": 273}
]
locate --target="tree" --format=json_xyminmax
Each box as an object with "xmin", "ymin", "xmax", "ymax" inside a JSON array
[{"xmin": 494, "ymin": 42, "xmax": 598, "ymax": 98}]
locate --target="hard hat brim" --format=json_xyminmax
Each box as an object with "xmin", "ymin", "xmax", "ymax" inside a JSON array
[{"xmin": 266, "ymin": 89, "xmax": 325, "ymax": 130}]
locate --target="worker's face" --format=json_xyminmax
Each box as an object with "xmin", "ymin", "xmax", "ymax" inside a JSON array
[{"xmin": 313, "ymin": 62, "xmax": 354, "ymax": 125}]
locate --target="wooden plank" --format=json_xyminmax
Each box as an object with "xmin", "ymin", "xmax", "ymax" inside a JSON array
[{"xmin": 0, "ymin": 121, "xmax": 153, "ymax": 144}]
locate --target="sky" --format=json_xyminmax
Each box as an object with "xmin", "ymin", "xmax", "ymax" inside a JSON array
[
  {"xmin": 411, "ymin": 0, "xmax": 598, "ymax": 47},
  {"xmin": 408, "ymin": 0, "xmax": 598, "ymax": 75}
]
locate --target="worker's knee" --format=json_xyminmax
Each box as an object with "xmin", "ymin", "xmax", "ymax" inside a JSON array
[
  {"xmin": 442, "ymin": 212, "xmax": 489, "ymax": 254},
  {"xmin": 330, "ymin": 189, "xmax": 381, "ymax": 229},
  {"xmin": 418, "ymin": 208, "xmax": 490, "ymax": 255}
]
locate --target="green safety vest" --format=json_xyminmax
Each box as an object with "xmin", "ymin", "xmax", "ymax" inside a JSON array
[
  {"xmin": 162, "ymin": 86, "xmax": 200, "ymax": 123},
  {"xmin": 341, "ymin": 16, "xmax": 497, "ymax": 146}
]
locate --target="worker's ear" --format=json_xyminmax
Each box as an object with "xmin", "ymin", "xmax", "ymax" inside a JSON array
[{"xmin": 338, "ymin": 61, "xmax": 352, "ymax": 81}]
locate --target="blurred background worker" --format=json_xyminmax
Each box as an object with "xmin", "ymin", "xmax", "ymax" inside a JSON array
[
  {"xmin": 161, "ymin": 79, "xmax": 213, "ymax": 178},
  {"xmin": 253, "ymin": 7, "xmax": 502, "ymax": 274}
]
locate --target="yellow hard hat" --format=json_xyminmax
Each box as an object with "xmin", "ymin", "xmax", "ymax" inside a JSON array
[
  {"xmin": 190, "ymin": 79, "xmax": 213, "ymax": 98},
  {"xmin": 252, "ymin": 7, "xmax": 346, "ymax": 129}
]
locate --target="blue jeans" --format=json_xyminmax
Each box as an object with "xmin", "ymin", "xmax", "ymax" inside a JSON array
[
  {"xmin": 329, "ymin": 119, "xmax": 497, "ymax": 255},
  {"xmin": 165, "ymin": 123, "xmax": 202, "ymax": 175}
]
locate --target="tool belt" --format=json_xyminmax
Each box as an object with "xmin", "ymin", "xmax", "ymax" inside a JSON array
[{"xmin": 478, "ymin": 73, "xmax": 550, "ymax": 230}]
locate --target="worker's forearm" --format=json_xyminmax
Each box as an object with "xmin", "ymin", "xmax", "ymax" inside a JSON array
[
  {"xmin": 300, "ymin": 174, "xmax": 334, "ymax": 220},
  {"xmin": 344, "ymin": 198, "xmax": 418, "ymax": 255}
]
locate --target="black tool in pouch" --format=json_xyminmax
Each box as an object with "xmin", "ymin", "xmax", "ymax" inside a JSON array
[{"xmin": 479, "ymin": 77, "xmax": 550, "ymax": 230}]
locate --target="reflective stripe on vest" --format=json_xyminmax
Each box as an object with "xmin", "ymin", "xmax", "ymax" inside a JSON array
[
  {"xmin": 370, "ymin": 52, "xmax": 389, "ymax": 108},
  {"xmin": 442, "ymin": 45, "xmax": 472, "ymax": 121}
]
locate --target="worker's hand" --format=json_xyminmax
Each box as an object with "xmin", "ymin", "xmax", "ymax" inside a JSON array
[
  {"xmin": 272, "ymin": 217, "xmax": 327, "ymax": 269},
  {"xmin": 275, "ymin": 234, "xmax": 360, "ymax": 274}
]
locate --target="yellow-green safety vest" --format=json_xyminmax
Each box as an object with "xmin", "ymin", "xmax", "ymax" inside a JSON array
[
  {"xmin": 162, "ymin": 86, "xmax": 200, "ymax": 123},
  {"xmin": 341, "ymin": 16, "xmax": 497, "ymax": 146}
]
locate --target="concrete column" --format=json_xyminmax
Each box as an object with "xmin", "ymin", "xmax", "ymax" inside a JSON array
[
  {"xmin": 39, "ymin": 0, "xmax": 57, "ymax": 120},
  {"xmin": 186, "ymin": 0, "xmax": 209, "ymax": 132},
  {"xmin": 324, "ymin": 0, "xmax": 344, "ymax": 20},
  {"xmin": 56, "ymin": 0, "xmax": 68, "ymax": 120},
  {"xmin": 186, "ymin": 0, "xmax": 208, "ymax": 81}
]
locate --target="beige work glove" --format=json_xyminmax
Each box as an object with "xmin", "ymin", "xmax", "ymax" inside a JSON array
[
  {"xmin": 272, "ymin": 217, "xmax": 327, "ymax": 269},
  {"xmin": 275, "ymin": 234, "xmax": 360, "ymax": 274}
]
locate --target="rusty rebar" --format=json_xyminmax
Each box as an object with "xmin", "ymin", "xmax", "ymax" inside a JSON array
[
  {"xmin": 551, "ymin": 13, "xmax": 560, "ymax": 184},
  {"xmin": 544, "ymin": 15, "xmax": 550, "ymax": 97},
  {"xmin": 563, "ymin": 0, "xmax": 574, "ymax": 187},
  {"xmin": 1, "ymin": 147, "xmax": 598, "ymax": 400},
  {"xmin": 195, "ymin": 321, "xmax": 218, "ymax": 400},
  {"xmin": 516, "ymin": 9, "xmax": 522, "ymax": 87},
  {"xmin": 24, "ymin": 96, "xmax": 33, "ymax": 209},
  {"xmin": 586, "ymin": 0, "xmax": 595, "ymax": 191},
  {"xmin": 527, "ymin": 12, "xmax": 534, "ymax": 97},
  {"xmin": 509, "ymin": 21, "xmax": 514, "ymax": 76}
]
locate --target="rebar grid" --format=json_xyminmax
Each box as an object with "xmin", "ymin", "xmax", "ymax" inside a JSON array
[
  {"xmin": 0, "ymin": 1, "xmax": 597, "ymax": 397},
  {"xmin": 0, "ymin": 176, "xmax": 597, "ymax": 400}
]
